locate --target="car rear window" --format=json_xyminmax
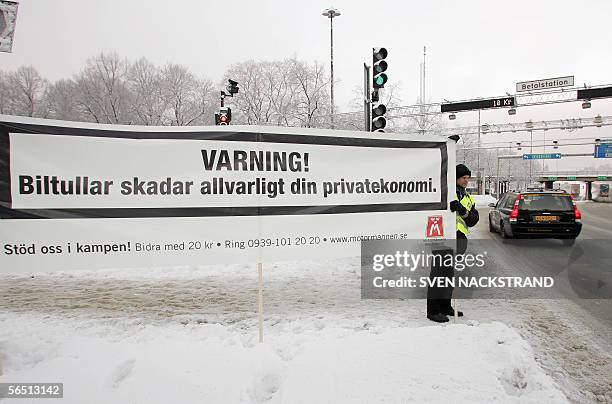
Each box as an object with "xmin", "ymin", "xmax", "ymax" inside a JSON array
[{"xmin": 518, "ymin": 194, "xmax": 573, "ymax": 211}]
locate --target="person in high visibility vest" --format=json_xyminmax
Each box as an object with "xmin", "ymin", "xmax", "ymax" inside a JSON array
[
  {"xmin": 452, "ymin": 163, "xmax": 479, "ymax": 247},
  {"xmin": 426, "ymin": 164, "xmax": 479, "ymax": 323}
]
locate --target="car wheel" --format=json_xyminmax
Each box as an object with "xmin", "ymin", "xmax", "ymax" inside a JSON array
[
  {"xmin": 489, "ymin": 217, "xmax": 495, "ymax": 233},
  {"xmin": 500, "ymin": 221, "xmax": 510, "ymax": 240},
  {"xmin": 562, "ymin": 238, "xmax": 575, "ymax": 246}
]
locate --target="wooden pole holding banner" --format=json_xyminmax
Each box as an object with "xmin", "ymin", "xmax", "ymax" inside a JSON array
[
  {"xmin": 258, "ymin": 262, "xmax": 264, "ymax": 343},
  {"xmin": 453, "ymin": 298, "xmax": 458, "ymax": 323},
  {"xmin": 256, "ymin": 131, "xmax": 264, "ymax": 344}
]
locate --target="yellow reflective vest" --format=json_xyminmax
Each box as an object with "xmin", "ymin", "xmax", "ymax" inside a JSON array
[{"xmin": 456, "ymin": 192, "xmax": 476, "ymax": 236}]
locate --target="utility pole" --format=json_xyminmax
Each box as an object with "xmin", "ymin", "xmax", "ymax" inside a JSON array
[
  {"xmin": 508, "ymin": 142, "xmax": 512, "ymax": 191},
  {"xmin": 422, "ymin": 46, "xmax": 426, "ymax": 102},
  {"xmin": 419, "ymin": 46, "xmax": 427, "ymax": 134},
  {"xmin": 542, "ymin": 127, "xmax": 546, "ymax": 173},
  {"xmin": 496, "ymin": 147, "xmax": 500, "ymax": 198},
  {"xmin": 530, "ymin": 129, "xmax": 533, "ymax": 183},
  {"xmin": 322, "ymin": 8, "xmax": 341, "ymax": 129}
]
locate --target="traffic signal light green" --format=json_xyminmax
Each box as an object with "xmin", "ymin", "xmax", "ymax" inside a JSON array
[
  {"xmin": 373, "ymin": 47, "xmax": 388, "ymax": 89},
  {"xmin": 375, "ymin": 74, "xmax": 387, "ymax": 87}
]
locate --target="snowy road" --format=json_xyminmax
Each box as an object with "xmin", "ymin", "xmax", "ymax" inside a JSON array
[
  {"xmin": 472, "ymin": 202, "xmax": 612, "ymax": 403},
  {"xmin": 1, "ymin": 202, "xmax": 611, "ymax": 402}
]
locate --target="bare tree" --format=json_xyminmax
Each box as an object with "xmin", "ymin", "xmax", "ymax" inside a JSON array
[
  {"xmin": 74, "ymin": 53, "xmax": 132, "ymax": 124},
  {"xmin": 128, "ymin": 58, "xmax": 167, "ymax": 126},
  {"xmin": 0, "ymin": 70, "xmax": 11, "ymax": 114},
  {"xmin": 287, "ymin": 59, "xmax": 330, "ymax": 128},
  {"xmin": 160, "ymin": 63, "xmax": 215, "ymax": 126},
  {"xmin": 224, "ymin": 59, "xmax": 332, "ymax": 127},
  {"xmin": 224, "ymin": 60, "xmax": 280, "ymax": 125},
  {"xmin": 188, "ymin": 78, "xmax": 217, "ymax": 126},
  {"xmin": 45, "ymin": 79, "xmax": 83, "ymax": 121},
  {"xmin": 4, "ymin": 66, "xmax": 48, "ymax": 117},
  {"xmin": 263, "ymin": 61, "xmax": 294, "ymax": 125},
  {"xmin": 401, "ymin": 96, "xmax": 445, "ymax": 135},
  {"xmin": 1, "ymin": 54, "xmax": 355, "ymax": 131}
]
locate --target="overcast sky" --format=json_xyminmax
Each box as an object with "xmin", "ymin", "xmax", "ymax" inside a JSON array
[{"xmin": 1, "ymin": 0, "xmax": 611, "ymax": 170}]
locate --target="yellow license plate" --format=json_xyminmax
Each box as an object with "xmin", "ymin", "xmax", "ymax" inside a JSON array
[{"xmin": 535, "ymin": 215, "xmax": 559, "ymax": 222}]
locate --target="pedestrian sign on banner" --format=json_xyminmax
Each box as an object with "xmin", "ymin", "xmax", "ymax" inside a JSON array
[
  {"xmin": 548, "ymin": 176, "xmax": 557, "ymax": 180},
  {"xmin": 523, "ymin": 153, "xmax": 561, "ymax": 160},
  {"xmin": 597, "ymin": 176, "xmax": 608, "ymax": 180},
  {"xmin": 567, "ymin": 176, "xmax": 576, "ymax": 180}
]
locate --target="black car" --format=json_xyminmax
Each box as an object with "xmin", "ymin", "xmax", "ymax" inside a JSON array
[{"xmin": 488, "ymin": 190, "xmax": 582, "ymax": 245}]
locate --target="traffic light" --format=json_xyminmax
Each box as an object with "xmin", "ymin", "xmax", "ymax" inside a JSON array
[
  {"xmin": 215, "ymin": 107, "xmax": 232, "ymax": 125},
  {"xmin": 226, "ymin": 79, "xmax": 239, "ymax": 95},
  {"xmin": 372, "ymin": 103, "xmax": 386, "ymax": 132},
  {"xmin": 372, "ymin": 48, "xmax": 388, "ymax": 89},
  {"xmin": 371, "ymin": 47, "xmax": 388, "ymax": 132}
]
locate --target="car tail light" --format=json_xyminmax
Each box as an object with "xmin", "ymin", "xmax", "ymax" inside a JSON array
[
  {"xmin": 509, "ymin": 194, "xmax": 521, "ymax": 223},
  {"xmin": 573, "ymin": 203, "xmax": 582, "ymax": 222}
]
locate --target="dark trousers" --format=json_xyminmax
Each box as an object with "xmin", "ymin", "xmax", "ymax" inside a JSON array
[{"xmin": 426, "ymin": 232, "xmax": 468, "ymax": 315}]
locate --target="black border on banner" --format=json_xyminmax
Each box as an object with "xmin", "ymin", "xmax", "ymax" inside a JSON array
[{"xmin": 0, "ymin": 120, "xmax": 448, "ymax": 219}]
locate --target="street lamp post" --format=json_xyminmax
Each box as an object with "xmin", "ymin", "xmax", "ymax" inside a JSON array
[
  {"xmin": 542, "ymin": 122, "xmax": 548, "ymax": 174},
  {"xmin": 530, "ymin": 129, "xmax": 533, "ymax": 183},
  {"xmin": 322, "ymin": 7, "xmax": 340, "ymax": 129},
  {"xmin": 477, "ymin": 110, "xmax": 481, "ymax": 194}
]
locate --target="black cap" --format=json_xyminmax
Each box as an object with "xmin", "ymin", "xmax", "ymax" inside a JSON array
[{"xmin": 456, "ymin": 164, "xmax": 471, "ymax": 179}]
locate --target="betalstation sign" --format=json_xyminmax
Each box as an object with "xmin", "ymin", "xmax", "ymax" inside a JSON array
[{"xmin": 516, "ymin": 76, "xmax": 574, "ymax": 93}]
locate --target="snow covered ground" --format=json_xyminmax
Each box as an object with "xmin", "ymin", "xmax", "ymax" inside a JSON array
[
  {"xmin": 0, "ymin": 260, "xmax": 571, "ymax": 403},
  {"xmin": 3, "ymin": 202, "xmax": 611, "ymax": 403},
  {"xmin": 0, "ymin": 311, "xmax": 566, "ymax": 403}
]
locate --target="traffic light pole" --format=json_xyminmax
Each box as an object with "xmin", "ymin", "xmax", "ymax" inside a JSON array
[
  {"xmin": 364, "ymin": 63, "xmax": 371, "ymax": 132},
  {"xmin": 215, "ymin": 80, "xmax": 239, "ymax": 125}
]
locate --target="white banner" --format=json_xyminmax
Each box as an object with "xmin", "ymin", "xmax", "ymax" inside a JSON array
[{"xmin": 0, "ymin": 116, "xmax": 456, "ymax": 272}]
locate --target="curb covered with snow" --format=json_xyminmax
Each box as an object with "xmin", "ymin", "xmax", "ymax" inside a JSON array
[{"xmin": 472, "ymin": 194, "xmax": 497, "ymax": 208}]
